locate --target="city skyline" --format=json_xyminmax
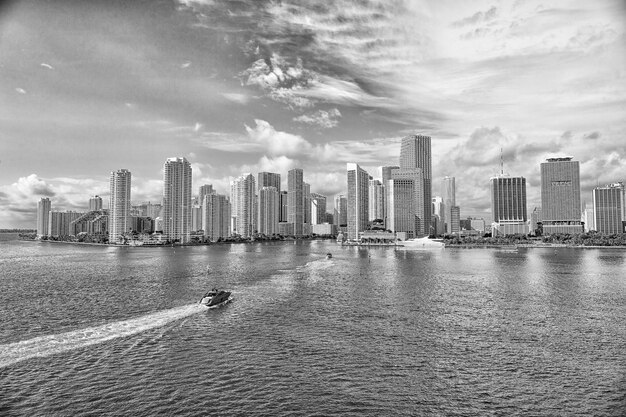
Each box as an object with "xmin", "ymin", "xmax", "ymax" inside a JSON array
[{"xmin": 1, "ymin": 0, "xmax": 625, "ymax": 228}]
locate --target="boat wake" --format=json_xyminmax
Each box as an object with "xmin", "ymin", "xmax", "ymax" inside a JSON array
[{"xmin": 0, "ymin": 304, "xmax": 207, "ymax": 368}]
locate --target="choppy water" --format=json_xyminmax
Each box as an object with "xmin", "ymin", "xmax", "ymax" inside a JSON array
[{"xmin": 1, "ymin": 240, "xmax": 625, "ymax": 416}]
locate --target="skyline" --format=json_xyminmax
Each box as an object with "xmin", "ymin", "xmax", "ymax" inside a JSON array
[{"xmin": 1, "ymin": 0, "xmax": 625, "ymax": 228}]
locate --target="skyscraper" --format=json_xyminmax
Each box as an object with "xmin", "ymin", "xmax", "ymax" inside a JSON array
[
  {"xmin": 109, "ymin": 169, "xmax": 131, "ymax": 244},
  {"xmin": 198, "ymin": 184, "xmax": 215, "ymax": 200},
  {"xmin": 490, "ymin": 174, "xmax": 528, "ymax": 236},
  {"xmin": 347, "ymin": 163, "xmax": 369, "ymax": 240},
  {"xmin": 310, "ymin": 193, "xmax": 327, "ymax": 225},
  {"xmin": 37, "ymin": 197, "xmax": 51, "ymax": 237},
  {"xmin": 258, "ymin": 186, "xmax": 280, "ymax": 235},
  {"xmin": 540, "ymin": 157, "xmax": 582, "ymax": 235},
  {"xmin": 442, "ymin": 176, "xmax": 456, "ymax": 234},
  {"xmin": 231, "ymin": 173, "xmax": 256, "ymax": 238},
  {"xmin": 386, "ymin": 168, "xmax": 423, "ymax": 239},
  {"xmin": 399, "ymin": 134, "xmax": 432, "ymax": 236},
  {"xmin": 381, "ymin": 166, "xmax": 400, "ymax": 183},
  {"xmin": 257, "ymin": 172, "xmax": 281, "ymax": 193},
  {"xmin": 163, "ymin": 158, "xmax": 192, "ymax": 243},
  {"xmin": 368, "ymin": 179, "xmax": 384, "ymax": 222},
  {"xmin": 432, "ymin": 196, "xmax": 444, "ymax": 236},
  {"xmin": 288, "ymin": 168, "xmax": 304, "ymax": 237},
  {"xmin": 89, "ymin": 195, "xmax": 103, "ymax": 211},
  {"xmin": 593, "ymin": 183, "xmax": 625, "ymax": 234},
  {"xmin": 334, "ymin": 194, "xmax": 347, "ymax": 227},
  {"xmin": 202, "ymin": 193, "xmax": 231, "ymax": 241}
]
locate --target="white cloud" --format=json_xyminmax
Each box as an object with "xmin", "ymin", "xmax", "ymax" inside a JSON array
[
  {"xmin": 245, "ymin": 119, "xmax": 313, "ymax": 157},
  {"xmin": 293, "ymin": 108, "xmax": 341, "ymax": 128}
]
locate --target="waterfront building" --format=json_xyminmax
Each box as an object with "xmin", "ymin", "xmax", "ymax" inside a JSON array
[
  {"xmin": 530, "ymin": 207, "xmax": 542, "ymax": 235},
  {"xmin": 381, "ymin": 166, "xmax": 400, "ymax": 184},
  {"xmin": 145, "ymin": 202, "xmax": 162, "ymax": 219},
  {"xmin": 450, "ymin": 206, "xmax": 460, "ymax": 234},
  {"xmin": 198, "ymin": 184, "xmax": 215, "ymax": 200},
  {"xmin": 583, "ymin": 204, "xmax": 595, "ymax": 232},
  {"xmin": 310, "ymin": 193, "xmax": 327, "ymax": 225},
  {"xmin": 48, "ymin": 211, "xmax": 84, "ymax": 237},
  {"xmin": 70, "ymin": 210, "xmax": 108, "ymax": 236},
  {"xmin": 347, "ymin": 163, "xmax": 370, "ymax": 240},
  {"xmin": 88, "ymin": 195, "xmax": 103, "ymax": 211},
  {"xmin": 258, "ymin": 172, "xmax": 281, "ymax": 193},
  {"xmin": 288, "ymin": 168, "xmax": 304, "ymax": 237},
  {"xmin": 386, "ymin": 168, "xmax": 423, "ymax": 239},
  {"xmin": 432, "ymin": 196, "xmax": 444, "ymax": 236},
  {"xmin": 304, "ymin": 182, "xmax": 311, "ymax": 234},
  {"xmin": 109, "ymin": 169, "xmax": 131, "ymax": 244},
  {"xmin": 490, "ymin": 174, "xmax": 528, "ymax": 236},
  {"xmin": 37, "ymin": 197, "xmax": 51, "ymax": 237},
  {"xmin": 540, "ymin": 157, "xmax": 583, "ymax": 235},
  {"xmin": 231, "ymin": 173, "xmax": 256, "ymax": 238},
  {"xmin": 258, "ymin": 186, "xmax": 280, "ymax": 236},
  {"xmin": 202, "ymin": 193, "xmax": 231, "ymax": 241},
  {"xmin": 368, "ymin": 179, "xmax": 384, "ymax": 222},
  {"xmin": 312, "ymin": 223, "xmax": 337, "ymax": 236},
  {"xmin": 278, "ymin": 221, "xmax": 294, "ymax": 236},
  {"xmin": 163, "ymin": 158, "xmax": 192, "ymax": 243},
  {"xmin": 442, "ymin": 176, "xmax": 456, "ymax": 234},
  {"xmin": 400, "ymin": 135, "xmax": 432, "ymax": 236},
  {"xmin": 593, "ymin": 183, "xmax": 625, "ymax": 234},
  {"xmin": 191, "ymin": 198, "xmax": 202, "ymax": 232},
  {"xmin": 471, "ymin": 218, "xmax": 486, "ymax": 234},
  {"xmin": 280, "ymin": 191, "xmax": 288, "ymax": 222},
  {"xmin": 334, "ymin": 195, "xmax": 347, "ymax": 227}
]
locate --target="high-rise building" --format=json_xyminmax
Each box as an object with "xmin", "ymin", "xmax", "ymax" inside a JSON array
[
  {"xmin": 442, "ymin": 176, "xmax": 456, "ymax": 234},
  {"xmin": 258, "ymin": 186, "xmax": 280, "ymax": 235},
  {"xmin": 432, "ymin": 196, "xmax": 444, "ymax": 236},
  {"xmin": 288, "ymin": 168, "xmax": 304, "ymax": 237},
  {"xmin": 258, "ymin": 172, "xmax": 281, "ymax": 193},
  {"xmin": 163, "ymin": 158, "xmax": 192, "ymax": 243},
  {"xmin": 310, "ymin": 193, "xmax": 327, "ymax": 225},
  {"xmin": 583, "ymin": 203, "xmax": 595, "ymax": 232},
  {"xmin": 490, "ymin": 174, "xmax": 528, "ymax": 236},
  {"xmin": 540, "ymin": 157, "xmax": 582, "ymax": 235},
  {"xmin": 593, "ymin": 183, "xmax": 625, "ymax": 234},
  {"xmin": 400, "ymin": 135, "xmax": 432, "ymax": 236},
  {"xmin": 37, "ymin": 197, "xmax": 51, "ymax": 237},
  {"xmin": 530, "ymin": 207, "xmax": 542, "ymax": 235},
  {"xmin": 109, "ymin": 169, "xmax": 131, "ymax": 244},
  {"xmin": 202, "ymin": 193, "xmax": 231, "ymax": 241},
  {"xmin": 450, "ymin": 206, "xmax": 461, "ymax": 234},
  {"xmin": 347, "ymin": 163, "xmax": 369, "ymax": 240},
  {"xmin": 49, "ymin": 211, "xmax": 84, "ymax": 237},
  {"xmin": 89, "ymin": 195, "xmax": 103, "ymax": 211},
  {"xmin": 231, "ymin": 173, "xmax": 256, "ymax": 237},
  {"xmin": 280, "ymin": 191, "xmax": 288, "ymax": 222},
  {"xmin": 198, "ymin": 184, "xmax": 215, "ymax": 200},
  {"xmin": 386, "ymin": 168, "xmax": 423, "ymax": 239},
  {"xmin": 334, "ymin": 195, "xmax": 347, "ymax": 227},
  {"xmin": 191, "ymin": 198, "xmax": 202, "ymax": 232},
  {"xmin": 368, "ymin": 179, "xmax": 384, "ymax": 222},
  {"xmin": 381, "ymin": 166, "xmax": 400, "ymax": 183}
]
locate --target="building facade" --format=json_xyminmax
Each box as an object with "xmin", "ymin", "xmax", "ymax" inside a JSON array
[
  {"xmin": 89, "ymin": 195, "xmax": 103, "ymax": 211},
  {"xmin": 593, "ymin": 183, "xmax": 625, "ymax": 234},
  {"xmin": 399, "ymin": 135, "xmax": 432, "ymax": 236},
  {"xmin": 231, "ymin": 173, "xmax": 256, "ymax": 238},
  {"xmin": 386, "ymin": 168, "xmax": 423, "ymax": 239},
  {"xmin": 258, "ymin": 186, "xmax": 280, "ymax": 236},
  {"xmin": 258, "ymin": 172, "xmax": 281, "ymax": 193},
  {"xmin": 163, "ymin": 158, "xmax": 192, "ymax": 243},
  {"xmin": 490, "ymin": 174, "xmax": 528, "ymax": 236},
  {"xmin": 288, "ymin": 168, "xmax": 304, "ymax": 237},
  {"xmin": 109, "ymin": 169, "xmax": 132, "ymax": 244},
  {"xmin": 540, "ymin": 157, "xmax": 582, "ymax": 235},
  {"xmin": 347, "ymin": 163, "xmax": 370, "ymax": 240},
  {"xmin": 368, "ymin": 179, "xmax": 384, "ymax": 222},
  {"xmin": 310, "ymin": 193, "xmax": 327, "ymax": 225},
  {"xmin": 334, "ymin": 194, "xmax": 347, "ymax": 227},
  {"xmin": 202, "ymin": 193, "xmax": 231, "ymax": 241},
  {"xmin": 37, "ymin": 197, "xmax": 51, "ymax": 237},
  {"xmin": 442, "ymin": 176, "xmax": 456, "ymax": 234}
]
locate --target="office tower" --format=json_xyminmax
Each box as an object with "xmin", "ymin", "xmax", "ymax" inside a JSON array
[
  {"xmin": 368, "ymin": 179, "xmax": 384, "ymax": 222},
  {"xmin": 109, "ymin": 169, "xmax": 131, "ymax": 244},
  {"xmin": 530, "ymin": 207, "xmax": 542, "ymax": 235},
  {"xmin": 386, "ymin": 168, "xmax": 423, "ymax": 239},
  {"xmin": 70, "ymin": 210, "xmax": 108, "ymax": 236},
  {"xmin": 490, "ymin": 174, "xmax": 528, "ymax": 236},
  {"xmin": 432, "ymin": 196, "xmax": 444, "ymax": 236},
  {"xmin": 310, "ymin": 193, "xmax": 327, "ymax": 225},
  {"xmin": 593, "ymin": 183, "xmax": 625, "ymax": 234},
  {"xmin": 399, "ymin": 135, "xmax": 432, "ymax": 236},
  {"xmin": 231, "ymin": 173, "xmax": 256, "ymax": 237},
  {"xmin": 381, "ymin": 166, "xmax": 400, "ymax": 183},
  {"xmin": 450, "ymin": 206, "xmax": 460, "ymax": 234},
  {"xmin": 163, "ymin": 158, "xmax": 192, "ymax": 243},
  {"xmin": 202, "ymin": 193, "xmax": 231, "ymax": 241},
  {"xmin": 258, "ymin": 186, "xmax": 280, "ymax": 235},
  {"xmin": 89, "ymin": 195, "xmax": 103, "ymax": 211},
  {"xmin": 442, "ymin": 176, "xmax": 456, "ymax": 234},
  {"xmin": 280, "ymin": 191, "xmax": 288, "ymax": 222},
  {"xmin": 540, "ymin": 157, "xmax": 582, "ymax": 234},
  {"xmin": 37, "ymin": 197, "xmax": 51, "ymax": 237},
  {"xmin": 198, "ymin": 184, "xmax": 215, "ymax": 200},
  {"xmin": 258, "ymin": 172, "xmax": 281, "ymax": 193},
  {"xmin": 583, "ymin": 203, "xmax": 595, "ymax": 232},
  {"xmin": 288, "ymin": 168, "xmax": 304, "ymax": 237},
  {"xmin": 191, "ymin": 199, "xmax": 202, "ymax": 232},
  {"xmin": 334, "ymin": 195, "xmax": 347, "ymax": 227},
  {"xmin": 303, "ymin": 182, "xmax": 311, "ymax": 235},
  {"xmin": 346, "ymin": 163, "xmax": 369, "ymax": 240},
  {"xmin": 146, "ymin": 202, "xmax": 162, "ymax": 219},
  {"xmin": 48, "ymin": 211, "xmax": 84, "ymax": 237}
]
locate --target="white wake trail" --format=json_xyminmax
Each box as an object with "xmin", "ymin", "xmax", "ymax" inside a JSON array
[{"xmin": 0, "ymin": 304, "xmax": 207, "ymax": 368}]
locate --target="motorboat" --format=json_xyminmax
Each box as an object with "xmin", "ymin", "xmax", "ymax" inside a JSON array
[
  {"xmin": 199, "ymin": 288, "xmax": 232, "ymax": 307},
  {"xmin": 326, "ymin": 253, "xmax": 333, "ymax": 259}
]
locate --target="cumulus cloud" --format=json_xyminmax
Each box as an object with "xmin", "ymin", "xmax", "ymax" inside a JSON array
[
  {"xmin": 293, "ymin": 108, "xmax": 341, "ymax": 128},
  {"xmin": 245, "ymin": 119, "xmax": 313, "ymax": 157}
]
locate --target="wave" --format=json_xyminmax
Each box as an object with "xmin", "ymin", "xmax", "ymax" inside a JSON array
[{"xmin": 0, "ymin": 304, "xmax": 207, "ymax": 368}]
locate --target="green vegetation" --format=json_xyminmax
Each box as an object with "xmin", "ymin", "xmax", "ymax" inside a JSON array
[{"xmin": 444, "ymin": 232, "xmax": 626, "ymax": 247}]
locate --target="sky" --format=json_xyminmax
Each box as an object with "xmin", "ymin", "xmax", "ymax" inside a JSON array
[{"xmin": 1, "ymin": 0, "xmax": 625, "ymax": 228}]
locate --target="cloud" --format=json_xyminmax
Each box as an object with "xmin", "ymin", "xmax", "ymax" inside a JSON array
[
  {"xmin": 245, "ymin": 119, "xmax": 313, "ymax": 157},
  {"xmin": 180, "ymin": 61, "xmax": 192, "ymax": 68},
  {"xmin": 293, "ymin": 108, "xmax": 341, "ymax": 128},
  {"xmin": 453, "ymin": 6, "xmax": 498, "ymax": 27},
  {"xmin": 221, "ymin": 93, "xmax": 250, "ymax": 105},
  {"xmin": 40, "ymin": 62, "xmax": 54, "ymax": 70},
  {"xmin": 15, "ymin": 87, "xmax": 26, "ymax": 94}
]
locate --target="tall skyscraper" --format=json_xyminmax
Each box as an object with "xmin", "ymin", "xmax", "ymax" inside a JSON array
[
  {"xmin": 334, "ymin": 194, "xmax": 347, "ymax": 227},
  {"xmin": 202, "ymin": 193, "xmax": 231, "ymax": 241},
  {"xmin": 540, "ymin": 157, "xmax": 582, "ymax": 235},
  {"xmin": 89, "ymin": 195, "xmax": 103, "ymax": 211},
  {"xmin": 163, "ymin": 158, "xmax": 192, "ymax": 243},
  {"xmin": 432, "ymin": 196, "xmax": 444, "ymax": 236},
  {"xmin": 442, "ymin": 176, "xmax": 456, "ymax": 234},
  {"xmin": 49, "ymin": 211, "xmax": 83, "ymax": 237},
  {"xmin": 347, "ymin": 163, "xmax": 369, "ymax": 240},
  {"xmin": 386, "ymin": 168, "xmax": 423, "ymax": 238},
  {"xmin": 109, "ymin": 169, "xmax": 131, "ymax": 244},
  {"xmin": 381, "ymin": 166, "xmax": 400, "ymax": 183},
  {"xmin": 490, "ymin": 174, "xmax": 528, "ymax": 236},
  {"xmin": 310, "ymin": 193, "xmax": 327, "ymax": 225},
  {"xmin": 593, "ymin": 183, "xmax": 625, "ymax": 234},
  {"xmin": 399, "ymin": 135, "xmax": 432, "ymax": 235},
  {"xmin": 231, "ymin": 173, "xmax": 256, "ymax": 238},
  {"xmin": 368, "ymin": 179, "xmax": 384, "ymax": 222},
  {"xmin": 258, "ymin": 186, "xmax": 280, "ymax": 235},
  {"xmin": 37, "ymin": 197, "xmax": 51, "ymax": 237},
  {"xmin": 288, "ymin": 168, "xmax": 304, "ymax": 237},
  {"xmin": 191, "ymin": 198, "xmax": 202, "ymax": 232},
  {"xmin": 280, "ymin": 191, "xmax": 288, "ymax": 222},
  {"xmin": 198, "ymin": 184, "xmax": 215, "ymax": 200},
  {"xmin": 258, "ymin": 172, "xmax": 281, "ymax": 193}
]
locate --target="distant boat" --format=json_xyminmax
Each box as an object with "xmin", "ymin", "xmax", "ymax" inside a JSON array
[
  {"xmin": 326, "ymin": 253, "xmax": 332, "ymax": 259},
  {"xmin": 199, "ymin": 288, "xmax": 232, "ymax": 307},
  {"xmin": 398, "ymin": 237, "xmax": 445, "ymax": 249}
]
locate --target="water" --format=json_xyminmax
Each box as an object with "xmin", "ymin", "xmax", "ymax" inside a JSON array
[{"xmin": 1, "ymin": 240, "xmax": 625, "ymax": 416}]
